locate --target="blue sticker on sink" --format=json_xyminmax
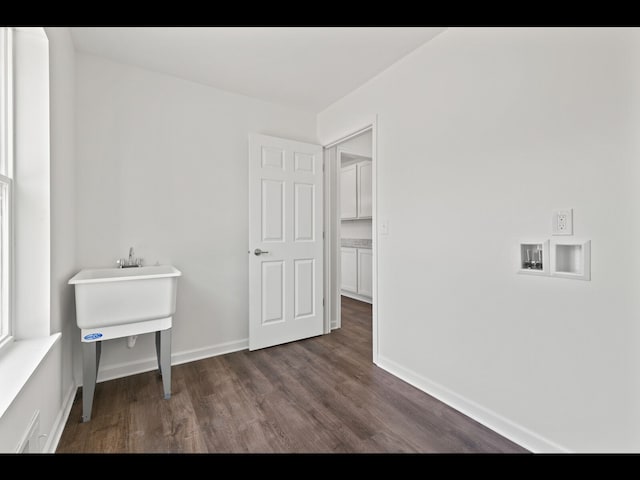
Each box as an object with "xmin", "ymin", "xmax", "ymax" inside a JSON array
[{"xmin": 84, "ymin": 333, "xmax": 103, "ymax": 341}]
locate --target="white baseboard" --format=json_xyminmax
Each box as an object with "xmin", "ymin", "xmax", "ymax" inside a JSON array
[
  {"xmin": 376, "ymin": 355, "xmax": 569, "ymax": 453},
  {"xmin": 44, "ymin": 382, "xmax": 77, "ymax": 453},
  {"xmin": 93, "ymin": 338, "xmax": 249, "ymax": 384}
]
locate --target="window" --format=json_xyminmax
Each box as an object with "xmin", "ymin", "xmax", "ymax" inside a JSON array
[{"xmin": 0, "ymin": 27, "xmax": 12, "ymax": 344}]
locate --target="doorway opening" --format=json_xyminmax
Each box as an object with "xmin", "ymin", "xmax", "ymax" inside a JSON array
[{"xmin": 323, "ymin": 123, "xmax": 377, "ymax": 363}]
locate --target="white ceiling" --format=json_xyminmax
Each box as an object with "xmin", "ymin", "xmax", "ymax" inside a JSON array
[{"xmin": 70, "ymin": 27, "xmax": 445, "ymax": 112}]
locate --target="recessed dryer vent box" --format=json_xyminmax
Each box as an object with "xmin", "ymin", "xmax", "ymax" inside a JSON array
[
  {"xmin": 551, "ymin": 239, "xmax": 591, "ymax": 281},
  {"xmin": 518, "ymin": 240, "xmax": 549, "ymax": 276}
]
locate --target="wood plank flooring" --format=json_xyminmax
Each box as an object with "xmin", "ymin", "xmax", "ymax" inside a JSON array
[{"xmin": 57, "ymin": 297, "xmax": 526, "ymax": 453}]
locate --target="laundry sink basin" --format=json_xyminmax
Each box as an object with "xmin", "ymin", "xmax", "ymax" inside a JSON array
[{"xmin": 69, "ymin": 265, "xmax": 182, "ymax": 330}]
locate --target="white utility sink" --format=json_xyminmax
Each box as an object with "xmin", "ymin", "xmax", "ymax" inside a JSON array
[
  {"xmin": 69, "ymin": 265, "xmax": 182, "ymax": 330},
  {"xmin": 68, "ymin": 264, "xmax": 182, "ymax": 422}
]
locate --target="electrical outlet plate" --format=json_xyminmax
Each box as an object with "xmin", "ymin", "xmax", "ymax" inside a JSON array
[
  {"xmin": 380, "ymin": 220, "xmax": 389, "ymax": 235},
  {"xmin": 552, "ymin": 208, "xmax": 573, "ymax": 235}
]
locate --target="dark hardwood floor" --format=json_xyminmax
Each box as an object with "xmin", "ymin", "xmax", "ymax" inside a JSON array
[{"xmin": 57, "ymin": 297, "xmax": 526, "ymax": 453}]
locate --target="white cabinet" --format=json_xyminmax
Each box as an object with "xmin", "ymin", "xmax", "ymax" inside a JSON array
[
  {"xmin": 340, "ymin": 160, "xmax": 371, "ymax": 220},
  {"xmin": 357, "ymin": 248, "xmax": 373, "ymax": 297},
  {"xmin": 357, "ymin": 162, "xmax": 372, "ymax": 219},
  {"xmin": 341, "ymin": 247, "xmax": 372, "ymax": 302},
  {"xmin": 341, "ymin": 247, "xmax": 358, "ymax": 293},
  {"xmin": 340, "ymin": 164, "xmax": 357, "ymax": 220}
]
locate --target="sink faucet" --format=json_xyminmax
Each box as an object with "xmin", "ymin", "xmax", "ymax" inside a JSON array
[{"xmin": 117, "ymin": 246, "xmax": 143, "ymax": 268}]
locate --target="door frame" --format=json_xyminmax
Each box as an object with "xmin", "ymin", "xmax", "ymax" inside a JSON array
[{"xmin": 322, "ymin": 116, "xmax": 378, "ymax": 364}]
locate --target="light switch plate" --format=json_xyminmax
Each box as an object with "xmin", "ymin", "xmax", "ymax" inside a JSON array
[{"xmin": 552, "ymin": 208, "xmax": 573, "ymax": 235}]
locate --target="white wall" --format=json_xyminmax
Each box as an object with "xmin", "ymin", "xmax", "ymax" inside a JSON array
[
  {"xmin": 318, "ymin": 27, "xmax": 640, "ymax": 452},
  {"xmin": 13, "ymin": 28, "xmax": 50, "ymax": 339},
  {"xmin": 47, "ymin": 27, "xmax": 77, "ymax": 408},
  {"xmin": 339, "ymin": 129, "xmax": 372, "ymax": 157},
  {"xmin": 0, "ymin": 27, "xmax": 77, "ymax": 453},
  {"xmin": 341, "ymin": 220, "xmax": 372, "ymax": 240},
  {"xmin": 75, "ymin": 53, "xmax": 317, "ymax": 380},
  {"xmin": 0, "ymin": 341, "xmax": 62, "ymax": 452}
]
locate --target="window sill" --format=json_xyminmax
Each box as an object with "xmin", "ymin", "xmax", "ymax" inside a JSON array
[{"xmin": 0, "ymin": 333, "xmax": 61, "ymax": 419}]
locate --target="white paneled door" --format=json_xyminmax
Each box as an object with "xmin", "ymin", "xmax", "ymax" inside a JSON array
[{"xmin": 249, "ymin": 134, "xmax": 324, "ymax": 350}]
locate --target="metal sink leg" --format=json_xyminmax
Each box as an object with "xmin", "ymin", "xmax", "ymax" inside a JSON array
[
  {"xmin": 82, "ymin": 340, "xmax": 101, "ymax": 422},
  {"xmin": 155, "ymin": 328, "xmax": 172, "ymax": 399}
]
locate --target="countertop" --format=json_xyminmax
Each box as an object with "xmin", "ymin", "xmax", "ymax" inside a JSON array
[{"xmin": 341, "ymin": 238, "xmax": 372, "ymax": 249}]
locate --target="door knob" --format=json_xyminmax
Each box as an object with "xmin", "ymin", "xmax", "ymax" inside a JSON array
[{"xmin": 254, "ymin": 248, "xmax": 269, "ymax": 256}]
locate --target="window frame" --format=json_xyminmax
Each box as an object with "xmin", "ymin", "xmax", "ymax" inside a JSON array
[{"xmin": 0, "ymin": 26, "xmax": 14, "ymax": 347}]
